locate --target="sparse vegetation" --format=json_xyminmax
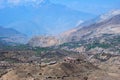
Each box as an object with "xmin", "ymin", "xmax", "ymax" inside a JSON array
[{"xmin": 85, "ymin": 42, "xmax": 110, "ymax": 51}]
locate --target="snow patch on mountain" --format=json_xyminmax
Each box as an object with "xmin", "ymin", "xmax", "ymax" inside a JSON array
[{"xmin": 76, "ymin": 20, "xmax": 84, "ymax": 26}]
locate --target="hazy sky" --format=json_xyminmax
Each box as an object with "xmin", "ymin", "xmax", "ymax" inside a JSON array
[
  {"xmin": 50, "ymin": 0, "xmax": 120, "ymax": 14},
  {"xmin": 0, "ymin": 0, "xmax": 120, "ymax": 25},
  {"xmin": 0, "ymin": 0, "xmax": 120, "ymax": 14}
]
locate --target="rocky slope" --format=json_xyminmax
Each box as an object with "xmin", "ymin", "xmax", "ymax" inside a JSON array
[
  {"xmin": 28, "ymin": 36, "xmax": 60, "ymax": 47},
  {"xmin": 57, "ymin": 10, "xmax": 120, "ymax": 55},
  {"xmin": 61, "ymin": 10, "xmax": 120, "ymax": 42}
]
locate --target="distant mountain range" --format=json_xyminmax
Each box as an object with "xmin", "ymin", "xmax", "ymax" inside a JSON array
[
  {"xmin": 0, "ymin": 26, "xmax": 27, "ymax": 44},
  {"xmin": 0, "ymin": 0, "xmax": 95, "ymax": 37},
  {"xmin": 0, "ymin": 26, "xmax": 23, "ymax": 37}
]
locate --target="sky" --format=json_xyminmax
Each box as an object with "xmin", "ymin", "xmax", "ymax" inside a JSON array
[
  {"xmin": 50, "ymin": 0, "xmax": 120, "ymax": 15},
  {"xmin": 0, "ymin": 0, "xmax": 120, "ymax": 14}
]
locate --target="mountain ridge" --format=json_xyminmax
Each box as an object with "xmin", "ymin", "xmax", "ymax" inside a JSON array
[{"xmin": 28, "ymin": 10, "xmax": 120, "ymax": 47}]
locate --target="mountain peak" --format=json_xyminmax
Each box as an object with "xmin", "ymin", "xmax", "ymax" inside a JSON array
[{"xmin": 99, "ymin": 9, "xmax": 120, "ymax": 22}]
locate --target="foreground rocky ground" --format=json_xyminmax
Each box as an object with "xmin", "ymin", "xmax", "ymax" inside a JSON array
[{"xmin": 0, "ymin": 52, "xmax": 119, "ymax": 80}]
